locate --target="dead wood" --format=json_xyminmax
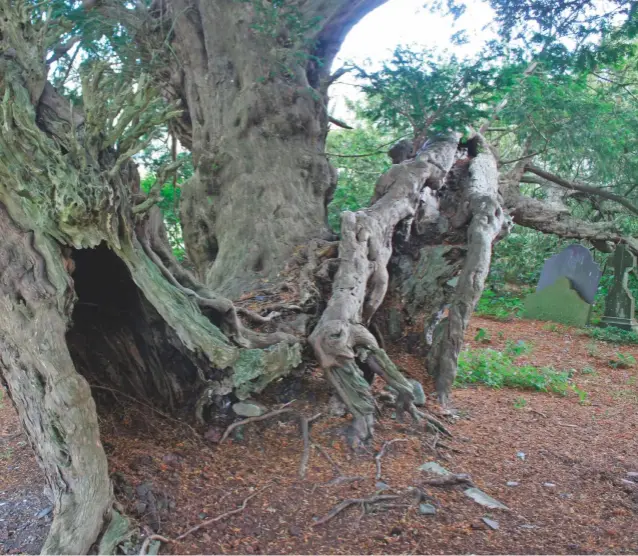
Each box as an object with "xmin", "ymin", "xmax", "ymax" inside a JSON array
[
  {"xmin": 220, "ymin": 409, "xmax": 295, "ymax": 444},
  {"xmin": 375, "ymin": 438, "xmax": 408, "ymax": 480},
  {"xmin": 175, "ymin": 484, "xmax": 271, "ymax": 541},
  {"xmin": 312, "ymin": 494, "xmax": 400, "ymax": 526}
]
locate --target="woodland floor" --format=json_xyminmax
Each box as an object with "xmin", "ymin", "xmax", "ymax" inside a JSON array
[{"xmin": 1, "ymin": 316, "xmax": 638, "ymax": 555}]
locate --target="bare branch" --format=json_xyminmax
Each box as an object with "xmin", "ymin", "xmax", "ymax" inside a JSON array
[{"xmin": 329, "ymin": 115, "xmax": 353, "ymax": 130}]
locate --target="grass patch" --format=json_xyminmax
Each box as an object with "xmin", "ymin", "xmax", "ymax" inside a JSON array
[{"xmin": 455, "ymin": 348, "xmax": 577, "ymax": 395}]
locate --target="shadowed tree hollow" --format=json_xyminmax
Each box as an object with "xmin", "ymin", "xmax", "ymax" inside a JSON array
[{"xmin": 1, "ymin": 0, "xmax": 637, "ymax": 552}]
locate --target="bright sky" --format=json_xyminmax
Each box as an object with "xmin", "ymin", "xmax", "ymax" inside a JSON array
[{"xmin": 329, "ymin": 0, "xmax": 497, "ymax": 122}]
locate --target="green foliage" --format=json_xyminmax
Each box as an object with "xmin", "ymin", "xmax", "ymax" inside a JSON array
[
  {"xmin": 609, "ymin": 352, "xmax": 637, "ymax": 369},
  {"xmin": 474, "ymin": 328, "xmax": 491, "ymax": 343},
  {"xmin": 326, "ymin": 125, "xmax": 392, "ymax": 231},
  {"xmin": 504, "ymin": 339, "xmax": 533, "ymax": 357},
  {"xmin": 583, "ymin": 326, "xmax": 638, "ymax": 345},
  {"xmin": 475, "ymin": 288, "xmax": 528, "ymax": 320},
  {"xmin": 490, "ymin": 226, "xmax": 572, "ymax": 286},
  {"xmin": 581, "ymin": 365, "xmax": 597, "ymax": 375},
  {"xmin": 354, "ymin": 46, "xmax": 513, "ymax": 140},
  {"xmin": 513, "ymin": 396, "xmax": 528, "ymax": 409},
  {"xmin": 456, "ymin": 347, "xmax": 576, "ymax": 395}
]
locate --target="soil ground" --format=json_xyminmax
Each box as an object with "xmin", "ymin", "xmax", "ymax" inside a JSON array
[{"xmin": 1, "ymin": 316, "xmax": 638, "ymax": 554}]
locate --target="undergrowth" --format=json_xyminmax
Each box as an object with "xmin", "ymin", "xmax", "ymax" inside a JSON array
[
  {"xmin": 456, "ymin": 347, "xmax": 583, "ymax": 398},
  {"xmin": 474, "ymin": 288, "xmax": 529, "ymax": 320},
  {"xmin": 581, "ymin": 326, "xmax": 638, "ymax": 345}
]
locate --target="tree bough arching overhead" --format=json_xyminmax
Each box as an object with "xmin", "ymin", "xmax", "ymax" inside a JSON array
[{"xmin": 1, "ymin": 0, "xmax": 637, "ymax": 553}]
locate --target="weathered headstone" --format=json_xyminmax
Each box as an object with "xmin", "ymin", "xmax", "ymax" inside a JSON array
[
  {"xmin": 523, "ymin": 277, "xmax": 591, "ymax": 327},
  {"xmin": 602, "ymin": 244, "xmax": 638, "ymax": 331},
  {"xmin": 536, "ymin": 244, "xmax": 602, "ymax": 304}
]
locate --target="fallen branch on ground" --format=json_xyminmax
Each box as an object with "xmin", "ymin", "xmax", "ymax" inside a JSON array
[
  {"xmin": 375, "ymin": 438, "xmax": 408, "ymax": 481},
  {"xmin": 312, "ymin": 494, "xmax": 400, "ymax": 526},
  {"xmin": 175, "ymin": 485, "xmax": 271, "ymax": 541},
  {"xmin": 220, "ymin": 408, "xmax": 294, "ymax": 443}
]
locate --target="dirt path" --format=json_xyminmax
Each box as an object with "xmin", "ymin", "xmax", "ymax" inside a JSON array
[{"xmin": 1, "ymin": 317, "xmax": 637, "ymax": 554}]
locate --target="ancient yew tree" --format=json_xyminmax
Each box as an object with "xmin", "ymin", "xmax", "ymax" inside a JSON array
[{"xmin": 1, "ymin": 0, "xmax": 637, "ymax": 552}]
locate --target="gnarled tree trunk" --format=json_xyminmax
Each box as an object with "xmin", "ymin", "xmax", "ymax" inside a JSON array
[{"xmin": 164, "ymin": 0, "xmax": 387, "ymax": 298}]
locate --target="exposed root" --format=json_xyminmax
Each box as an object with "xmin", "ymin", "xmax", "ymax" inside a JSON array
[
  {"xmin": 312, "ymin": 494, "xmax": 400, "ymax": 526},
  {"xmin": 375, "ymin": 439, "xmax": 408, "ymax": 481},
  {"xmin": 175, "ymin": 484, "xmax": 271, "ymax": 541},
  {"xmin": 220, "ymin": 408, "xmax": 295, "ymax": 443},
  {"xmin": 139, "ymin": 534, "xmax": 171, "ymax": 556}
]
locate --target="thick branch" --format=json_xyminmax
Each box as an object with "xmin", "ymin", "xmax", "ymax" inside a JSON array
[{"xmin": 525, "ymin": 164, "xmax": 638, "ymax": 216}]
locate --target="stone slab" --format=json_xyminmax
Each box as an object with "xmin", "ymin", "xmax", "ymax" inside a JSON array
[
  {"xmin": 523, "ymin": 277, "xmax": 591, "ymax": 327},
  {"xmin": 537, "ymin": 244, "xmax": 601, "ymax": 304}
]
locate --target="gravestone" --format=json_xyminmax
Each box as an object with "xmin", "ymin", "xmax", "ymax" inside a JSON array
[
  {"xmin": 602, "ymin": 244, "xmax": 638, "ymax": 331},
  {"xmin": 523, "ymin": 277, "xmax": 591, "ymax": 327},
  {"xmin": 536, "ymin": 244, "xmax": 602, "ymax": 304}
]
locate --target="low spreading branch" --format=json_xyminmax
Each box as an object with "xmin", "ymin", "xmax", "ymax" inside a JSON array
[{"xmin": 525, "ymin": 164, "xmax": 638, "ymax": 216}]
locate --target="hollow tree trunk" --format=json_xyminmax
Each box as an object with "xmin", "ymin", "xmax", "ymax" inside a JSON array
[
  {"xmin": 0, "ymin": 5, "xmax": 302, "ymax": 550},
  {"xmin": 163, "ymin": 0, "xmax": 387, "ymax": 298}
]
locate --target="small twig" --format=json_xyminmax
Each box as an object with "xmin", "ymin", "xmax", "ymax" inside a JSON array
[
  {"xmin": 375, "ymin": 439, "xmax": 408, "ymax": 481},
  {"xmin": 312, "ymin": 444, "xmax": 343, "ymax": 476},
  {"xmin": 220, "ymin": 408, "xmax": 294, "ymax": 443},
  {"xmin": 139, "ymin": 534, "xmax": 171, "ymax": 556},
  {"xmin": 175, "ymin": 485, "xmax": 271, "ymax": 541},
  {"xmin": 556, "ymin": 422, "xmax": 579, "ymax": 428},
  {"xmin": 312, "ymin": 494, "xmax": 399, "ymax": 526},
  {"xmin": 529, "ymin": 409, "xmax": 548, "ymax": 418}
]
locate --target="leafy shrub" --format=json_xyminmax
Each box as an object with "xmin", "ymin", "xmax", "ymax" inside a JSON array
[{"xmin": 455, "ymin": 348, "xmax": 574, "ymax": 395}]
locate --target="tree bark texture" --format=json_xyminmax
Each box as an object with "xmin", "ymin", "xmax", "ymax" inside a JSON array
[{"xmin": 163, "ymin": 0, "xmax": 387, "ymax": 298}]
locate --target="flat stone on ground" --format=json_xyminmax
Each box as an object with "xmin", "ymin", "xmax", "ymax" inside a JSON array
[
  {"xmin": 418, "ymin": 462, "xmax": 451, "ymax": 475},
  {"xmin": 464, "ymin": 488, "xmax": 509, "ymax": 510},
  {"xmin": 232, "ymin": 401, "xmax": 267, "ymax": 417}
]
